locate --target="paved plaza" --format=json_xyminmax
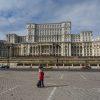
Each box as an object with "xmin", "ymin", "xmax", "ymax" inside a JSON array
[{"xmin": 0, "ymin": 70, "xmax": 100, "ymax": 100}]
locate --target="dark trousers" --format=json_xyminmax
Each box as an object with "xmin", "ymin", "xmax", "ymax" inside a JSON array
[
  {"xmin": 37, "ymin": 80, "xmax": 44, "ymax": 87},
  {"xmin": 41, "ymin": 80, "xmax": 44, "ymax": 87}
]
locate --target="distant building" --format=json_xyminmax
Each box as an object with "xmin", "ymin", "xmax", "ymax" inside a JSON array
[
  {"xmin": 0, "ymin": 40, "xmax": 7, "ymax": 57},
  {"xmin": 0, "ymin": 21, "xmax": 99, "ymax": 57}
]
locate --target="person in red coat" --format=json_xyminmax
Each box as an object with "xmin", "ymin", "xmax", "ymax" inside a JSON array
[{"xmin": 37, "ymin": 66, "xmax": 44, "ymax": 87}]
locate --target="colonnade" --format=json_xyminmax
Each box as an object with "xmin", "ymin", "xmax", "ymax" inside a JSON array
[{"xmin": 9, "ymin": 43, "xmax": 62, "ymax": 57}]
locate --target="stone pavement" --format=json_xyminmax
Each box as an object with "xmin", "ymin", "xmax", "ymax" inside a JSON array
[{"xmin": 0, "ymin": 70, "xmax": 100, "ymax": 100}]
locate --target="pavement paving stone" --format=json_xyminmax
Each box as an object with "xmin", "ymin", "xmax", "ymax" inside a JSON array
[{"xmin": 0, "ymin": 71, "xmax": 100, "ymax": 100}]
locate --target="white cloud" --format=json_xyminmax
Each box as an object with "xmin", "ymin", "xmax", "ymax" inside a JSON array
[
  {"xmin": 52, "ymin": 0, "xmax": 100, "ymax": 34},
  {"xmin": 0, "ymin": 0, "xmax": 100, "ymax": 40}
]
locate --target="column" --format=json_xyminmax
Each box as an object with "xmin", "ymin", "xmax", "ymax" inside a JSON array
[
  {"xmin": 17, "ymin": 47, "xmax": 19, "ymax": 56},
  {"xmin": 35, "ymin": 46, "xmax": 36, "ymax": 56},
  {"xmin": 14, "ymin": 47, "xmax": 16, "ymax": 56},
  {"xmin": 19, "ymin": 47, "xmax": 21, "ymax": 56},
  {"xmin": 32, "ymin": 46, "xmax": 34, "ymax": 55},
  {"xmin": 9, "ymin": 47, "xmax": 13, "ymax": 57},
  {"xmin": 79, "ymin": 45, "xmax": 80, "ymax": 56},
  {"xmin": 52, "ymin": 44, "xmax": 53, "ymax": 55},
  {"xmin": 35, "ymin": 46, "xmax": 37, "ymax": 55},
  {"xmin": 20, "ymin": 45, "xmax": 23, "ymax": 56},
  {"xmin": 49, "ymin": 45, "xmax": 50, "ymax": 55},
  {"xmin": 37, "ymin": 45, "xmax": 38, "ymax": 55},
  {"xmin": 40, "ymin": 44, "xmax": 42, "ymax": 56},
  {"xmin": 69, "ymin": 43, "xmax": 71, "ymax": 56},
  {"xmin": 55, "ymin": 44, "xmax": 56, "ymax": 56},
  {"xmin": 58, "ymin": 45, "xmax": 59, "ymax": 56},
  {"xmin": 61, "ymin": 43, "xmax": 64, "ymax": 56},
  {"xmin": 92, "ymin": 44, "xmax": 94, "ymax": 56},
  {"xmin": 9, "ymin": 47, "xmax": 12, "ymax": 57},
  {"xmin": 38, "ymin": 45, "xmax": 39, "ymax": 56},
  {"xmin": 27, "ymin": 44, "xmax": 30, "ymax": 56},
  {"xmin": 31, "ymin": 46, "xmax": 33, "ymax": 56},
  {"xmin": 82, "ymin": 43, "xmax": 84, "ymax": 56}
]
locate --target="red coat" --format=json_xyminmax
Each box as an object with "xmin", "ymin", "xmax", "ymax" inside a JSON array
[{"xmin": 38, "ymin": 71, "xmax": 44, "ymax": 80}]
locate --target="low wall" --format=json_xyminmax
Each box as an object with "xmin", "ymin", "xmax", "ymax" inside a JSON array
[{"xmin": 0, "ymin": 56, "xmax": 100, "ymax": 68}]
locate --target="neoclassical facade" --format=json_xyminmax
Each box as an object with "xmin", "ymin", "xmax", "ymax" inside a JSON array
[{"xmin": 0, "ymin": 21, "xmax": 99, "ymax": 57}]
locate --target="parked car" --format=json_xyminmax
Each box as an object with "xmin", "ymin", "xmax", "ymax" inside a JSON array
[
  {"xmin": 81, "ymin": 65, "xmax": 91, "ymax": 70},
  {"xmin": 0, "ymin": 65, "xmax": 10, "ymax": 69}
]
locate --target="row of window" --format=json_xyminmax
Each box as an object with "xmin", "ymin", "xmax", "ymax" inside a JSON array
[
  {"xmin": 38, "ymin": 39, "xmax": 61, "ymax": 42},
  {"xmin": 37, "ymin": 28, "xmax": 62, "ymax": 30},
  {"xmin": 38, "ymin": 32, "xmax": 61, "ymax": 35},
  {"xmin": 37, "ymin": 24, "xmax": 61, "ymax": 28}
]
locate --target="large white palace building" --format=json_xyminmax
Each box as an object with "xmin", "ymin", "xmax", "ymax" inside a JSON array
[{"xmin": 0, "ymin": 21, "xmax": 100, "ymax": 57}]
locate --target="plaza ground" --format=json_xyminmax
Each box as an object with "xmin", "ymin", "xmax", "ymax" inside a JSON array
[{"xmin": 0, "ymin": 70, "xmax": 100, "ymax": 100}]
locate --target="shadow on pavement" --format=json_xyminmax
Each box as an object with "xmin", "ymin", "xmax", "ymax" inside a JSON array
[{"xmin": 45, "ymin": 84, "xmax": 69, "ymax": 88}]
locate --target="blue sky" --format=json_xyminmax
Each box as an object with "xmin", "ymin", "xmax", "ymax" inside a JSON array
[{"xmin": 0, "ymin": 0, "xmax": 100, "ymax": 39}]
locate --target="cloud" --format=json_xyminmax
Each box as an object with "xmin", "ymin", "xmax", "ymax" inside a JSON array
[
  {"xmin": 50, "ymin": 0, "xmax": 100, "ymax": 33},
  {"xmin": 0, "ymin": 0, "xmax": 100, "ymax": 40},
  {"xmin": 0, "ymin": 0, "xmax": 43, "ymax": 37}
]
